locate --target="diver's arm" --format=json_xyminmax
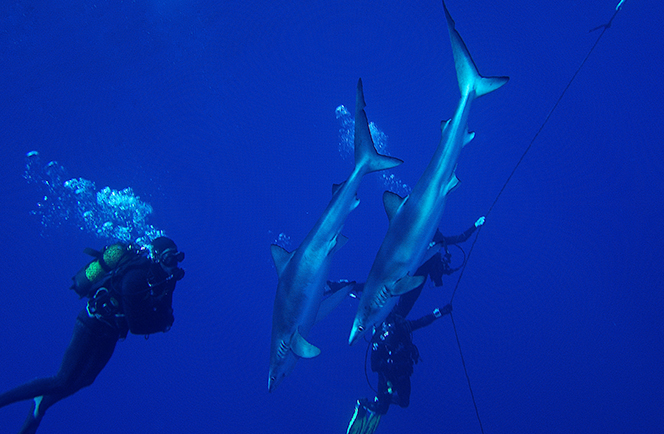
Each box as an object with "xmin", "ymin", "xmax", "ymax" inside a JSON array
[
  {"xmin": 442, "ymin": 216, "xmax": 485, "ymax": 245},
  {"xmin": 408, "ymin": 304, "xmax": 452, "ymax": 332},
  {"xmin": 408, "ymin": 314, "xmax": 437, "ymax": 332}
]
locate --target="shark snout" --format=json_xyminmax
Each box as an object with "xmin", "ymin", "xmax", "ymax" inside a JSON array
[
  {"xmin": 268, "ymin": 371, "xmax": 282, "ymax": 393},
  {"xmin": 348, "ymin": 321, "xmax": 366, "ymax": 346}
]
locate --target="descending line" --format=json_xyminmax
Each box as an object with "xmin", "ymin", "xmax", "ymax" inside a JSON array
[{"xmin": 443, "ymin": 2, "xmax": 627, "ymax": 432}]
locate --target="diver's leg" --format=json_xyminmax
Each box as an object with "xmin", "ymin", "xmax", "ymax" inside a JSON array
[
  {"xmin": 393, "ymin": 374, "xmax": 411, "ymax": 408},
  {"xmin": 66, "ymin": 315, "xmax": 118, "ymax": 391},
  {"xmin": 13, "ymin": 310, "xmax": 119, "ymax": 433},
  {"xmin": 0, "ymin": 378, "xmax": 57, "ymax": 410},
  {"xmin": 17, "ymin": 396, "xmax": 49, "ymax": 434},
  {"xmin": 0, "ymin": 315, "xmax": 90, "ymax": 409},
  {"xmin": 41, "ymin": 310, "xmax": 118, "ymax": 394},
  {"xmin": 373, "ymin": 373, "xmax": 391, "ymax": 415}
]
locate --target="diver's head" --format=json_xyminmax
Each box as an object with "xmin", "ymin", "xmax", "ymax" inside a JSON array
[{"xmin": 148, "ymin": 237, "xmax": 185, "ymax": 281}]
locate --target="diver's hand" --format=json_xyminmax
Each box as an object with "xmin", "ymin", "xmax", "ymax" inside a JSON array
[
  {"xmin": 475, "ymin": 216, "xmax": 486, "ymax": 227},
  {"xmin": 434, "ymin": 304, "xmax": 453, "ymax": 318}
]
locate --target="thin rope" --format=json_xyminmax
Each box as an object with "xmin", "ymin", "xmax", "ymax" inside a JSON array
[
  {"xmin": 450, "ymin": 1, "xmax": 625, "ymax": 304},
  {"xmin": 451, "ymin": 312, "xmax": 484, "ymax": 433},
  {"xmin": 444, "ymin": 2, "xmax": 625, "ymax": 432}
]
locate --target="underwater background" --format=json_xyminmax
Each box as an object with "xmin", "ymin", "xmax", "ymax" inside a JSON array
[{"xmin": 1, "ymin": 0, "xmax": 662, "ymax": 433}]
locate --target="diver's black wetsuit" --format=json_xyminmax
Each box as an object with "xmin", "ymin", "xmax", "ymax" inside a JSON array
[
  {"xmin": 367, "ymin": 223, "xmax": 477, "ymax": 415},
  {"xmin": 393, "ymin": 224, "xmax": 477, "ymax": 318},
  {"xmin": 0, "ymin": 261, "xmax": 177, "ymax": 434},
  {"xmin": 346, "ymin": 222, "xmax": 480, "ymax": 433},
  {"xmin": 370, "ymin": 311, "xmax": 440, "ymax": 414}
]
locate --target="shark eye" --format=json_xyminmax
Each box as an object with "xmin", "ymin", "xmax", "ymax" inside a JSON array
[
  {"xmin": 358, "ymin": 325, "xmax": 365, "ymax": 332},
  {"xmin": 270, "ymin": 376, "xmax": 276, "ymax": 381}
]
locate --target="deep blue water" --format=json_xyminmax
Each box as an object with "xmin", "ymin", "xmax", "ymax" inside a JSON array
[{"xmin": 1, "ymin": 1, "xmax": 663, "ymax": 433}]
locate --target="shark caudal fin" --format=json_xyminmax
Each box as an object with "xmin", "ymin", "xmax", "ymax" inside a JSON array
[
  {"xmin": 354, "ymin": 78, "xmax": 403, "ymax": 174},
  {"xmin": 443, "ymin": 1, "xmax": 509, "ymax": 98}
]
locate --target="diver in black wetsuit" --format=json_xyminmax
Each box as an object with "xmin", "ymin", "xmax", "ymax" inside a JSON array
[
  {"xmin": 369, "ymin": 305, "xmax": 452, "ymax": 413},
  {"xmin": 346, "ymin": 217, "xmax": 484, "ymax": 434},
  {"xmin": 0, "ymin": 237, "xmax": 185, "ymax": 434}
]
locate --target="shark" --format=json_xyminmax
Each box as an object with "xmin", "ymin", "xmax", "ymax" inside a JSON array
[
  {"xmin": 268, "ymin": 79, "xmax": 403, "ymax": 391},
  {"xmin": 348, "ymin": 1, "xmax": 509, "ymax": 345}
]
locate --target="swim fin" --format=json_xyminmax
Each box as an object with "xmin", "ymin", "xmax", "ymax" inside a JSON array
[{"xmin": 346, "ymin": 399, "xmax": 382, "ymax": 434}]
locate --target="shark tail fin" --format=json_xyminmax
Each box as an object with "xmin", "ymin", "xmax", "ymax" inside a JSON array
[
  {"xmin": 443, "ymin": 1, "xmax": 509, "ymax": 99},
  {"xmin": 354, "ymin": 78, "xmax": 404, "ymax": 174}
]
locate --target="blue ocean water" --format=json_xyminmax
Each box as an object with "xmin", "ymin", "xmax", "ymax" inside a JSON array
[{"xmin": 1, "ymin": 1, "xmax": 662, "ymax": 433}]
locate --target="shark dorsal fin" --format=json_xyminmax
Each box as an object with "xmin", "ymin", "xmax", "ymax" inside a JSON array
[
  {"xmin": 383, "ymin": 191, "xmax": 406, "ymax": 222},
  {"xmin": 392, "ymin": 274, "xmax": 426, "ymax": 296},
  {"xmin": 270, "ymin": 244, "xmax": 294, "ymax": 277},
  {"xmin": 291, "ymin": 329, "xmax": 321, "ymax": 358}
]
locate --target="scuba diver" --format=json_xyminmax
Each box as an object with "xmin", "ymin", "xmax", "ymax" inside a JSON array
[
  {"xmin": 395, "ymin": 215, "xmax": 484, "ymax": 318},
  {"xmin": 0, "ymin": 237, "xmax": 185, "ymax": 434},
  {"xmin": 345, "ymin": 216, "xmax": 484, "ymax": 434},
  {"xmin": 347, "ymin": 305, "xmax": 452, "ymax": 434}
]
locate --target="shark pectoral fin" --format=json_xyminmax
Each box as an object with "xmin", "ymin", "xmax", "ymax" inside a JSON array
[
  {"xmin": 444, "ymin": 174, "xmax": 460, "ymax": 195},
  {"xmin": 316, "ymin": 281, "xmax": 354, "ymax": 324},
  {"xmin": 271, "ymin": 244, "xmax": 294, "ymax": 276},
  {"xmin": 392, "ymin": 274, "xmax": 426, "ymax": 296},
  {"xmin": 291, "ymin": 329, "xmax": 321, "ymax": 358},
  {"xmin": 422, "ymin": 242, "xmax": 442, "ymax": 264},
  {"xmin": 383, "ymin": 191, "xmax": 406, "ymax": 222},
  {"xmin": 329, "ymin": 233, "xmax": 349, "ymax": 256}
]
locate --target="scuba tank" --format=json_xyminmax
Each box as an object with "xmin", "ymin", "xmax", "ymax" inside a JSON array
[{"xmin": 70, "ymin": 243, "xmax": 138, "ymax": 298}]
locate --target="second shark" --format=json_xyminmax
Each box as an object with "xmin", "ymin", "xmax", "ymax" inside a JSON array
[
  {"xmin": 349, "ymin": 1, "xmax": 509, "ymax": 345},
  {"xmin": 269, "ymin": 79, "xmax": 402, "ymax": 391}
]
